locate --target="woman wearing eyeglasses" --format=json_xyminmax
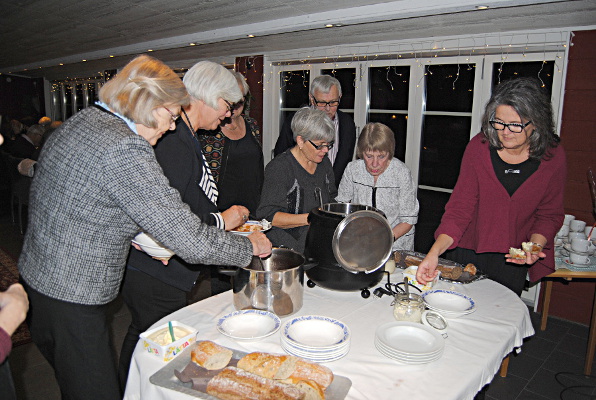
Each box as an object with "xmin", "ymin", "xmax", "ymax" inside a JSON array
[
  {"xmin": 200, "ymin": 71, "xmax": 264, "ymax": 216},
  {"xmin": 257, "ymin": 107, "xmax": 338, "ymax": 253},
  {"xmin": 416, "ymin": 78, "xmax": 566, "ymax": 295},
  {"xmin": 336, "ymin": 122, "xmax": 419, "ymax": 251}
]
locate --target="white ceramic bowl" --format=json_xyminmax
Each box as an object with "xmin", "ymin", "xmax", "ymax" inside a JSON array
[{"xmin": 132, "ymin": 232, "xmax": 175, "ymax": 258}]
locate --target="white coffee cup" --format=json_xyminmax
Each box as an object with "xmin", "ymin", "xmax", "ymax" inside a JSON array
[
  {"xmin": 569, "ymin": 251, "xmax": 590, "ymax": 265},
  {"xmin": 564, "ymin": 214, "xmax": 576, "ymax": 226},
  {"xmin": 569, "ymin": 231, "xmax": 587, "ymax": 241},
  {"xmin": 585, "ymin": 225, "xmax": 594, "ymax": 238},
  {"xmin": 570, "ymin": 219, "xmax": 587, "ymax": 232},
  {"xmin": 557, "ymin": 225, "xmax": 570, "ymax": 237},
  {"xmin": 571, "ymin": 238, "xmax": 590, "ymax": 253}
]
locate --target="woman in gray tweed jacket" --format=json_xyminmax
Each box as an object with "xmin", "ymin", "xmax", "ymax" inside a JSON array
[{"xmin": 18, "ymin": 55, "xmax": 271, "ymax": 400}]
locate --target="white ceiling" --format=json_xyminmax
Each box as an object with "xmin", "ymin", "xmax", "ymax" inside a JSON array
[{"xmin": 1, "ymin": 0, "xmax": 595, "ymax": 81}]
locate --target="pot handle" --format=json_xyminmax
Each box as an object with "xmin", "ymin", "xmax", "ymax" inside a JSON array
[
  {"xmin": 302, "ymin": 257, "xmax": 318, "ymax": 271},
  {"xmin": 217, "ymin": 266, "xmax": 240, "ymax": 276}
]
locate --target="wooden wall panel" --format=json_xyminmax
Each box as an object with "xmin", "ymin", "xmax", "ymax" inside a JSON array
[{"xmin": 538, "ymin": 30, "xmax": 596, "ymax": 326}]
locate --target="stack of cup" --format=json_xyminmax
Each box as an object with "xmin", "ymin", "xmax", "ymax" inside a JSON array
[
  {"xmin": 569, "ymin": 238, "xmax": 594, "ymax": 266},
  {"xmin": 555, "ymin": 214, "xmax": 575, "ymax": 247}
]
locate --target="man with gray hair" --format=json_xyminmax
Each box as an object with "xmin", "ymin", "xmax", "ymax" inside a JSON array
[{"xmin": 274, "ymin": 75, "xmax": 356, "ymax": 185}]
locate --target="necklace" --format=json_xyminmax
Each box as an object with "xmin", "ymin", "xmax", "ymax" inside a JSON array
[{"xmin": 181, "ymin": 109, "xmax": 196, "ymax": 135}]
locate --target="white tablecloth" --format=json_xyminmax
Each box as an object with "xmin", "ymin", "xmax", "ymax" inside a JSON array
[{"xmin": 124, "ymin": 273, "xmax": 534, "ymax": 400}]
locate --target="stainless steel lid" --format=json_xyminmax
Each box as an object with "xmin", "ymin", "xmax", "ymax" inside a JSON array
[
  {"xmin": 319, "ymin": 202, "xmax": 386, "ymax": 218},
  {"xmin": 332, "ymin": 210, "xmax": 393, "ymax": 274}
]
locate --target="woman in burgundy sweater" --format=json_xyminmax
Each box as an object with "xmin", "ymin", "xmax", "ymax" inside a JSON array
[{"xmin": 417, "ymin": 78, "xmax": 566, "ymax": 295}]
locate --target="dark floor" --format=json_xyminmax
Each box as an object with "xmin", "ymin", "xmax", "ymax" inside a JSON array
[{"xmin": 2, "ymin": 198, "xmax": 596, "ymax": 399}]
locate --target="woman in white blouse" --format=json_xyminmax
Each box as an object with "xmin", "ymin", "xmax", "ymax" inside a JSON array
[{"xmin": 336, "ymin": 122, "xmax": 419, "ymax": 250}]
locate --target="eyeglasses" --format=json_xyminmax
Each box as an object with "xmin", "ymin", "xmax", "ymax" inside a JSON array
[
  {"xmin": 308, "ymin": 139, "xmax": 334, "ymax": 150},
  {"xmin": 232, "ymin": 100, "xmax": 245, "ymax": 111},
  {"xmin": 311, "ymin": 96, "xmax": 340, "ymax": 108},
  {"xmin": 489, "ymin": 120, "xmax": 532, "ymax": 133},
  {"xmin": 163, "ymin": 107, "xmax": 179, "ymax": 123},
  {"xmin": 223, "ymin": 99, "xmax": 233, "ymax": 113}
]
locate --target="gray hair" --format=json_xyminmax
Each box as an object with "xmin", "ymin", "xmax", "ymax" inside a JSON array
[
  {"xmin": 482, "ymin": 77, "xmax": 559, "ymax": 160},
  {"xmin": 291, "ymin": 107, "xmax": 335, "ymax": 142},
  {"xmin": 183, "ymin": 61, "xmax": 242, "ymax": 109},
  {"xmin": 310, "ymin": 75, "xmax": 342, "ymax": 97},
  {"xmin": 231, "ymin": 71, "xmax": 250, "ymax": 96}
]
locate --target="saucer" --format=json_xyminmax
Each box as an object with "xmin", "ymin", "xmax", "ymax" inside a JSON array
[
  {"xmin": 563, "ymin": 244, "xmax": 591, "ymax": 256},
  {"xmin": 564, "ymin": 258, "xmax": 591, "ymax": 267}
]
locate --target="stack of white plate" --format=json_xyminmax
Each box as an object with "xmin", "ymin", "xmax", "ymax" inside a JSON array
[
  {"xmin": 281, "ymin": 315, "xmax": 350, "ymax": 362},
  {"xmin": 422, "ymin": 289, "xmax": 476, "ymax": 319},
  {"xmin": 375, "ymin": 321, "xmax": 444, "ymax": 364}
]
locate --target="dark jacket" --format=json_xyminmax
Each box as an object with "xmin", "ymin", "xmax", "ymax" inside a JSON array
[
  {"xmin": 273, "ymin": 110, "xmax": 356, "ymax": 184},
  {"xmin": 127, "ymin": 120, "xmax": 224, "ymax": 292}
]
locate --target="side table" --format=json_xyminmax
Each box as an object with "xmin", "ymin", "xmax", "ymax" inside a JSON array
[{"xmin": 540, "ymin": 268, "xmax": 596, "ymax": 375}]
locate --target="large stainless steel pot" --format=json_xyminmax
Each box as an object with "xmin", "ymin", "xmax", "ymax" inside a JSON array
[
  {"xmin": 219, "ymin": 248, "xmax": 312, "ymax": 317},
  {"xmin": 304, "ymin": 203, "xmax": 393, "ymax": 298}
]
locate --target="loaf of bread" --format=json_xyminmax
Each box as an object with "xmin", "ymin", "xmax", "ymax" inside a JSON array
[
  {"xmin": 435, "ymin": 265, "xmax": 462, "ymax": 280},
  {"xmin": 282, "ymin": 359, "xmax": 334, "ymax": 390},
  {"xmin": 191, "ymin": 340, "xmax": 233, "ymax": 370},
  {"xmin": 237, "ymin": 352, "xmax": 334, "ymax": 390},
  {"xmin": 294, "ymin": 380, "xmax": 325, "ymax": 400},
  {"xmin": 404, "ymin": 255, "xmax": 423, "ymax": 267},
  {"xmin": 206, "ymin": 366, "xmax": 305, "ymax": 400},
  {"xmin": 237, "ymin": 352, "xmax": 297, "ymax": 380}
]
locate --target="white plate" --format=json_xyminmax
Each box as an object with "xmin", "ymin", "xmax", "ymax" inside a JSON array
[
  {"xmin": 132, "ymin": 232, "xmax": 175, "ymax": 258},
  {"xmin": 422, "ymin": 290, "xmax": 475, "ymax": 313},
  {"xmin": 375, "ymin": 321, "xmax": 444, "ymax": 356},
  {"xmin": 283, "ymin": 315, "xmax": 350, "ymax": 348},
  {"xmin": 216, "ymin": 310, "xmax": 281, "ymax": 340},
  {"xmin": 230, "ymin": 220, "xmax": 272, "ymax": 236}
]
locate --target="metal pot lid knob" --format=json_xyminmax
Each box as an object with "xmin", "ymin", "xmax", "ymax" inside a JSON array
[{"xmin": 332, "ymin": 210, "xmax": 393, "ymax": 274}]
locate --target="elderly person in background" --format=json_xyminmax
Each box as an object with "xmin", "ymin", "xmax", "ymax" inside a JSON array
[
  {"xmin": 417, "ymin": 78, "xmax": 566, "ymax": 296},
  {"xmin": 274, "ymin": 75, "xmax": 356, "ymax": 184},
  {"xmin": 257, "ymin": 107, "xmax": 337, "ymax": 253},
  {"xmin": 9, "ymin": 124, "xmax": 44, "ymax": 159},
  {"xmin": 18, "ymin": 55, "xmax": 271, "ymax": 400},
  {"xmin": 120, "ymin": 62, "xmax": 253, "ymax": 389},
  {"xmin": 337, "ymin": 122, "xmax": 419, "ymax": 251},
  {"xmin": 200, "ymin": 70, "xmax": 264, "ymax": 215}
]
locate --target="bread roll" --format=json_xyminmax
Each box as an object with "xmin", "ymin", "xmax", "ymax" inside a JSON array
[
  {"xmin": 295, "ymin": 380, "xmax": 325, "ymax": 400},
  {"xmin": 436, "ymin": 265, "xmax": 462, "ymax": 280},
  {"xmin": 191, "ymin": 340, "xmax": 233, "ymax": 370},
  {"xmin": 508, "ymin": 247, "xmax": 526, "ymax": 259},
  {"xmin": 464, "ymin": 263, "xmax": 477, "ymax": 275},
  {"xmin": 522, "ymin": 242, "xmax": 542, "ymax": 255},
  {"xmin": 206, "ymin": 366, "xmax": 305, "ymax": 400},
  {"xmin": 237, "ymin": 352, "xmax": 297, "ymax": 380},
  {"xmin": 284, "ymin": 359, "xmax": 334, "ymax": 390}
]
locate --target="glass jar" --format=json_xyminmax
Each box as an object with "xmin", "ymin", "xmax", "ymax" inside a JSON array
[{"xmin": 392, "ymin": 292, "xmax": 425, "ymax": 323}]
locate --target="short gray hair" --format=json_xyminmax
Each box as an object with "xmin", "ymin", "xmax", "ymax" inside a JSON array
[
  {"xmin": 291, "ymin": 107, "xmax": 335, "ymax": 142},
  {"xmin": 183, "ymin": 61, "xmax": 242, "ymax": 109},
  {"xmin": 310, "ymin": 75, "xmax": 342, "ymax": 97},
  {"xmin": 231, "ymin": 71, "xmax": 249, "ymax": 96}
]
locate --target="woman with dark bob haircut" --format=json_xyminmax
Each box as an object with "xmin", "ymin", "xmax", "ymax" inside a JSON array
[
  {"xmin": 18, "ymin": 55, "xmax": 271, "ymax": 399},
  {"xmin": 417, "ymin": 78, "xmax": 566, "ymax": 296}
]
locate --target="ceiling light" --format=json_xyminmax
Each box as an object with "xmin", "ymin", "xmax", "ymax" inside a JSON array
[
  {"xmin": 475, "ymin": 5, "xmax": 489, "ymax": 10},
  {"xmin": 109, "ymin": 55, "xmax": 114, "ymax": 58},
  {"xmin": 189, "ymin": 43, "xmax": 196, "ymax": 46},
  {"xmin": 147, "ymin": 49, "xmax": 153, "ymax": 52},
  {"xmin": 247, "ymin": 34, "xmax": 255, "ymax": 38},
  {"xmin": 325, "ymin": 24, "xmax": 334, "ymax": 28},
  {"xmin": 82, "ymin": 59, "xmax": 87, "ymax": 62},
  {"xmin": 59, "ymin": 63, "xmax": 64, "ymax": 66}
]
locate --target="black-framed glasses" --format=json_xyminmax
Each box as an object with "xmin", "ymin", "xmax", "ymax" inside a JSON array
[
  {"xmin": 308, "ymin": 139, "xmax": 334, "ymax": 150},
  {"xmin": 223, "ymin": 99, "xmax": 233, "ymax": 113},
  {"xmin": 489, "ymin": 120, "xmax": 532, "ymax": 133},
  {"xmin": 311, "ymin": 96, "xmax": 340, "ymax": 108},
  {"xmin": 232, "ymin": 100, "xmax": 245, "ymax": 111},
  {"xmin": 163, "ymin": 106, "xmax": 180, "ymax": 122}
]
